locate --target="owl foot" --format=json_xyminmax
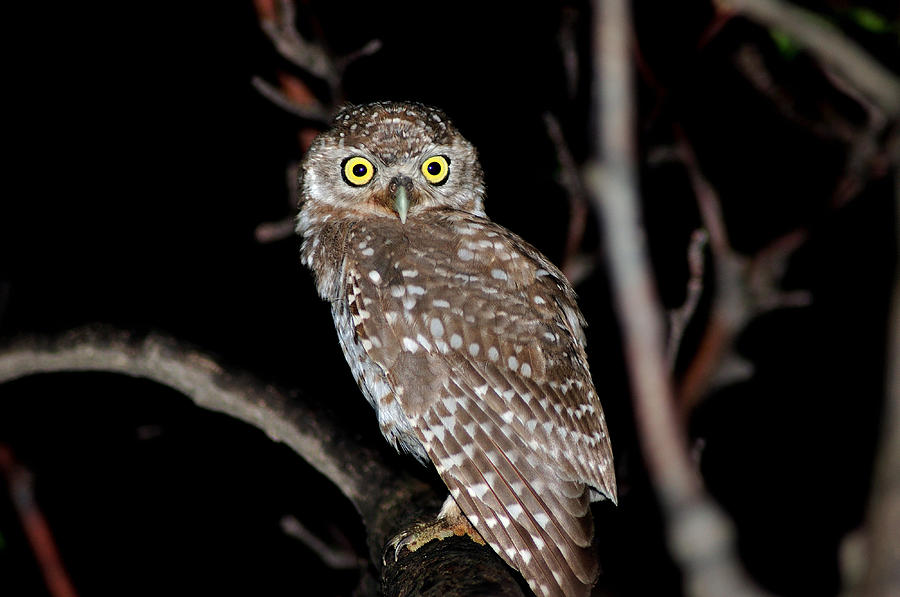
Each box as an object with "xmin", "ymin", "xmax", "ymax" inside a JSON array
[{"xmin": 385, "ymin": 495, "xmax": 485, "ymax": 564}]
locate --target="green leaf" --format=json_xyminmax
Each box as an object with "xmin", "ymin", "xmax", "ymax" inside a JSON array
[
  {"xmin": 848, "ymin": 7, "xmax": 893, "ymax": 34},
  {"xmin": 770, "ymin": 29, "xmax": 800, "ymax": 59}
]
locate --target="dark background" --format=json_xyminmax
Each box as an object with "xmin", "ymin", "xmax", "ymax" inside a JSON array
[{"xmin": 2, "ymin": 1, "xmax": 896, "ymax": 596}]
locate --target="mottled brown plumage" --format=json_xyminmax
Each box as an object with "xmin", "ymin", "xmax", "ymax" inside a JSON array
[{"xmin": 297, "ymin": 101, "xmax": 616, "ymax": 597}]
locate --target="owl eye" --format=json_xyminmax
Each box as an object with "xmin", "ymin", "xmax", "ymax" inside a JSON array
[
  {"xmin": 421, "ymin": 155, "xmax": 450, "ymax": 185},
  {"xmin": 342, "ymin": 156, "xmax": 375, "ymax": 186}
]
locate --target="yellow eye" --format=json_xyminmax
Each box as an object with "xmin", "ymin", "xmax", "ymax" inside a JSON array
[
  {"xmin": 342, "ymin": 156, "xmax": 375, "ymax": 186},
  {"xmin": 421, "ymin": 155, "xmax": 450, "ymax": 185}
]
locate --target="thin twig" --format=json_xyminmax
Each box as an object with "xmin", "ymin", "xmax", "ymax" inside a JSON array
[
  {"xmin": 258, "ymin": 0, "xmax": 339, "ymax": 89},
  {"xmin": 543, "ymin": 112, "xmax": 594, "ymax": 285},
  {"xmin": 717, "ymin": 0, "xmax": 900, "ymax": 116},
  {"xmin": 251, "ymin": 76, "xmax": 331, "ymax": 123},
  {"xmin": 669, "ymin": 126, "xmax": 811, "ymax": 409},
  {"xmin": 590, "ymin": 1, "xmax": 771, "ymax": 596},
  {"xmin": 280, "ymin": 515, "xmax": 366, "ymax": 570},
  {"xmin": 0, "ymin": 445, "xmax": 79, "ymax": 597},
  {"xmin": 255, "ymin": 217, "xmax": 296, "ymax": 244},
  {"xmin": 667, "ymin": 229, "xmax": 709, "ymax": 372}
]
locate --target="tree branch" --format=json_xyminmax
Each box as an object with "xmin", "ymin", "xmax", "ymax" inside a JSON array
[
  {"xmin": 667, "ymin": 229, "xmax": 709, "ymax": 372},
  {"xmin": 0, "ymin": 327, "xmax": 522, "ymax": 596},
  {"xmin": 589, "ymin": 1, "xmax": 771, "ymax": 596},
  {"xmin": 717, "ymin": 0, "xmax": 900, "ymax": 116},
  {"xmin": 856, "ymin": 164, "xmax": 900, "ymax": 597}
]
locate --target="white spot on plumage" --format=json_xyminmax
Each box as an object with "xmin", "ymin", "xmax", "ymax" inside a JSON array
[
  {"xmin": 401, "ymin": 269, "xmax": 418, "ymax": 277},
  {"xmin": 491, "ymin": 268, "xmax": 508, "ymax": 281},
  {"xmin": 457, "ymin": 247, "xmax": 475, "ymax": 261},
  {"xmin": 402, "ymin": 337, "xmax": 419, "ymax": 352},
  {"xmin": 488, "ymin": 347, "xmax": 499, "ymax": 361},
  {"xmin": 361, "ymin": 247, "xmax": 374, "ymax": 256},
  {"xmin": 520, "ymin": 363, "xmax": 532, "ymax": 377},
  {"xmin": 385, "ymin": 311, "xmax": 398, "ymax": 325},
  {"xmin": 468, "ymin": 342, "xmax": 480, "ymax": 357},
  {"xmin": 432, "ymin": 299, "xmax": 450, "ymax": 308},
  {"xmin": 501, "ymin": 411, "xmax": 515, "ymax": 424},
  {"xmin": 390, "ymin": 285, "xmax": 405, "ymax": 297},
  {"xmin": 430, "ymin": 318, "xmax": 444, "ymax": 337},
  {"xmin": 507, "ymin": 503, "xmax": 524, "ymax": 519},
  {"xmin": 468, "ymin": 483, "xmax": 489, "ymax": 499},
  {"xmin": 450, "ymin": 334, "xmax": 463, "ymax": 349},
  {"xmin": 507, "ymin": 356, "xmax": 519, "ymax": 371},
  {"xmin": 407, "ymin": 284, "xmax": 426, "ymax": 295},
  {"xmin": 368, "ymin": 271, "xmax": 381, "ymax": 284}
]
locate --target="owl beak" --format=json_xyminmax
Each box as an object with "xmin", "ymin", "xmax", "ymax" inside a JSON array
[{"xmin": 390, "ymin": 176, "xmax": 413, "ymax": 224}]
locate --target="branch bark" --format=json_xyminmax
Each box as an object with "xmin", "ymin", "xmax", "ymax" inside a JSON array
[
  {"xmin": 589, "ymin": 1, "xmax": 771, "ymax": 596},
  {"xmin": 0, "ymin": 327, "xmax": 522, "ymax": 596},
  {"xmin": 856, "ymin": 161, "xmax": 900, "ymax": 597}
]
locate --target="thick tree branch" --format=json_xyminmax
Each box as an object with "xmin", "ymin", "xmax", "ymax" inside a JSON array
[
  {"xmin": 589, "ymin": 1, "xmax": 771, "ymax": 596},
  {"xmin": 0, "ymin": 327, "xmax": 522, "ymax": 596},
  {"xmin": 856, "ymin": 167, "xmax": 900, "ymax": 597}
]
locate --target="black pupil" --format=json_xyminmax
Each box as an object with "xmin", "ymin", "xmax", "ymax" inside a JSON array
[
  {"xmin": 427, "ymin": 161, "xmax": 442, "ymax": 176},
  {"xmin": 352, "ymin": 163, "xmax": 367, "ymax": 177}
]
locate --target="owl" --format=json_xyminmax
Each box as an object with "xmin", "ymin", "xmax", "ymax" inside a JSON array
[{"xmin": 297, "ymin": 101, "xmax": 616, "ymax": 597}]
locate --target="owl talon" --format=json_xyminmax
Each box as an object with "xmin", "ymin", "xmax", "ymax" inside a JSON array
[{"xmin": 383, "ymin": 497, "xmax": 485, "ymax": 565}]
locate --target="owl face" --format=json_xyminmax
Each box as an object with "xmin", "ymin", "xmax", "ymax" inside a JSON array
[{"xmin": 299, "ymin": 102, "xmax": 486, "ymax": 223}]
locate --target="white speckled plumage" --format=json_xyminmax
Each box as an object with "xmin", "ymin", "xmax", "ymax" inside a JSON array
[{"xmin": 297, "ymin": 101, "xmax": 616, "ymax": 597}]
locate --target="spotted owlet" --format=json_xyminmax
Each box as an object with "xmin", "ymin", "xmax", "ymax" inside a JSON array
[{"xmin": 297, "ymin": 101, "xmax": 616, "ymax": 597}]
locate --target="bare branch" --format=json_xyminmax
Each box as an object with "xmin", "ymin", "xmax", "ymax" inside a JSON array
[
  {"xmin": 856, "ymin": 162, "xmax": 900, "ymax": 597},
  {"xmin": 717, "ymin": 0, "xmax": 900, "ymax": 116},
  {"xmin": 0, "ymin": 445, "xmax": 79, "ymax": 597},
  {"xmin": 669, "ymin": 128, "xmax": 811, "ymax": 411},
  {"xmin": 0, "ymin": 328, "xmax": 522, "ymax": 596},
  {"xmin": 251, "ymin": 76, "xmax": 331, "ymax": 123},
  {"xmin": 543, "ymin": 112, "xmax": 594, "ymax": 285},
  {"xmin": 258, "ymin": 0, "xmax": 339, "ymax": 87},
  {"xmin": 255, "ymin": 217, "xmax": 296, "ymax": 244},
  {"xmin": 667, "ymin": 229, "xmax": 709, "ymax": 372},
  {"xmin": 589, "ymin": 1, "xmax": 771, "ymax": 596},
  {"xmin": 280, "ymin": 515, "xmax": 366, "ymax": 570}
]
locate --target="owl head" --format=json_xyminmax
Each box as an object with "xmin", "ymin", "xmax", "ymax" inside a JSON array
[{"xmin": 298, "ymin": 102, "xmax": 486, "ymax": 223}]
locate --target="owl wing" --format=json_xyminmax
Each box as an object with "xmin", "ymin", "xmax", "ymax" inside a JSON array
[{"xmin": 344, "ymin": 215, "xmax": 615, "ymax": 597}]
